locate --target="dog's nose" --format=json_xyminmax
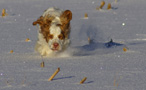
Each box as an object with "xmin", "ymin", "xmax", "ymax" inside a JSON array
[{"xmin": 53, "ymin": 43, "xmax": 59, "ymax": 48}]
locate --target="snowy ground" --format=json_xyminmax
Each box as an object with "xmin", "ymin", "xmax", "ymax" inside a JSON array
[{"xmin": 0, "ymin": 0, "xmax": 146, "ymax": 90}]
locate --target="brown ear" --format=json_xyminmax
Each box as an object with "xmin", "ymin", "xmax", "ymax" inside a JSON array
[
  {"xmin": 32, "ymin": 16, "xmax": 43, "ymax": 26},
  {"xmin": 61, "ymin": 10, "xmax": 72, "ymax": 21}
]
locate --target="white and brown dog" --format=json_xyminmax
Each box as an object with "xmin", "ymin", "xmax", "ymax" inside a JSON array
[{"xmin": 33, "ymin": 7, "xmax": 72, "ymax": 56}]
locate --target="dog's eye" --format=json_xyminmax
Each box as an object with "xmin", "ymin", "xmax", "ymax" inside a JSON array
[
  {"xmin": 58, "ymin": 34, "xmax": 64, "ymax": 40},
  {"xmin": 48, "ymin": 34, "xmax": 53, "ymax": 39},
  {"xmin": 56, "ymin": 24, "xmax": 62, "ymax": 26}
]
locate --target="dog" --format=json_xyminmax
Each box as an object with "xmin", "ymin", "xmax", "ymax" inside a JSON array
[{"xmin": 33, "ymin": 7, "xmax": 72, "ymax": 56}]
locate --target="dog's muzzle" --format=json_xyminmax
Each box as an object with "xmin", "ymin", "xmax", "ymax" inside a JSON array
[
  {"xmin": 49, "ymin": 39, "xmax": 64, "ymax": 52},
  {"xmin": 52, "ymin": 42, "xmax": 60, "ymax": 51}
]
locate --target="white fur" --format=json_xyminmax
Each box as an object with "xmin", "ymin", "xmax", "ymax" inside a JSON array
[
  {"xmin": 43, "ymin": 7, "xmax": 63, "ymax": 17},
  {"xmin": 35, "ymin": 32, "xmax": 70, "ymax": 56},
  {"xmin": 35, "ymin": 7, "xmax": 70, "ymax": 56},
  {"xmin": 49, "ymin": 24, "xmax": 62, "ymax": 50}
]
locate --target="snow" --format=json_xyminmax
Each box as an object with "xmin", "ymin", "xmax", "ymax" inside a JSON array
[{"xmin": 0, "ymin": 0, "xmax": 146, "ymax": 90}]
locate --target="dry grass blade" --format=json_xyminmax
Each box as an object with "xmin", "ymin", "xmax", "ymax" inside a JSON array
[
  {"xmin": 100, "ymin": 1, "xmax": 105, "ymax": 9},
  {"xmin": 2, "ymin": 9, "xmax": 8, "ymax": 17},
  {"xmin": 80, "ymin": 77, "xmax": 87, "ymax": 84},
  {"xmin": 107, "ymin": 3, "xmax": 112, "ymax": 10},
  {"xmin": 48, "ymin": 68, "xmax": 60, "ymax": 81},
  {"xmin": 40, "ymin": 61, "xmax": 45, "ymax": 67}
]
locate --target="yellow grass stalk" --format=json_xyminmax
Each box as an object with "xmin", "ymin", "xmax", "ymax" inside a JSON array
[
  {"xmin": 48, "ymin": 68, "xmax": 60, "ymax": 81},
  {"xmin": 84, "ymin": 13, "xmax": 88, "ymax": 18},
  {"xmin": 2, "ymin": 9, "xmax": 8, "ymax": 17},
  {"xmin": 25, "ymin": 38, "xmax": 30, "ymax": 42},
  {"xmin": 80, "ymin": 77, "xmax": 87, "ymax": 84},
  {"xmin": 40, "ymin": 61, "xmax": 45, "ymax": 68},
  {"xmin": 107, "ymin": 3, "xmax": 112, "ymax": 10},
  {"xmin": 10, "ymin": 50, "xmax": 13, "ymax": 53},
  {"xmin": 88, "ymin": 37, "xmax": 91, "ymax": 43},
  {"xmin": 123, "ymin": 47, "xmax": 127, "ymax": 52},
  {"xmin": 99, "ymin": 1, "xmax": 105, "ymax": 9}
]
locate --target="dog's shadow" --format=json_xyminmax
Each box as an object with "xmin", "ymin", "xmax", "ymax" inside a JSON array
[
  {"xmin": 71, "ymin": 24, "xmax": 123, "ymax": 56},
  {"xmin": 72, "ymin": 39, "xmax": 123, "ymax": 56}
]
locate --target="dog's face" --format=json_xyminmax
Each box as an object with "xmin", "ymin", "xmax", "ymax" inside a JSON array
[{"xmin": 33, "ymin": 10, "xmax": 72, "ymax": 52}]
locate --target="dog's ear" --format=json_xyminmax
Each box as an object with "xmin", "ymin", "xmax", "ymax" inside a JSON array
[
  {"xmin": 32, "ymin": 16, "xmax": 44, "ymax": 26},
  {"xmin": 61, "ymin": 10, "xmax": 72, "ymax": 22}
]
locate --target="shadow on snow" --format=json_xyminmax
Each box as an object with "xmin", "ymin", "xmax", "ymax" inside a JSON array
[{"xmin": 72, "ymin": 39, "xmax": 123, "ymax": 56}]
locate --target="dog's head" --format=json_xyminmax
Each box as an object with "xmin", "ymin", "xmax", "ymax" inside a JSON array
[{"xmin": 33, "ymin": 10, "xmax": 72, "ymax": 52}]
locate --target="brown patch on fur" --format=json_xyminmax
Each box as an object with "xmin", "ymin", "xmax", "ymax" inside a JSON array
[
  {"xmin": 33, "ymin": 15, "xmax": 55, "ymax": 42},
  {"xmin": 58, "ymin": 33, "xmax": 65, "ymax": 40},
  {"xmin": 33, "ymin": 10, "xmax": 72, "ymax": 42},
  {"xmin": 60, "ymin": 10, "xmax": 72, "ymax": 39}
]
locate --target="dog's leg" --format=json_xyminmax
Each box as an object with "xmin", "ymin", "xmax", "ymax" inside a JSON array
[{"xmin": 35, "ymin": 42, "xmax": 47, "ymax": 56}]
